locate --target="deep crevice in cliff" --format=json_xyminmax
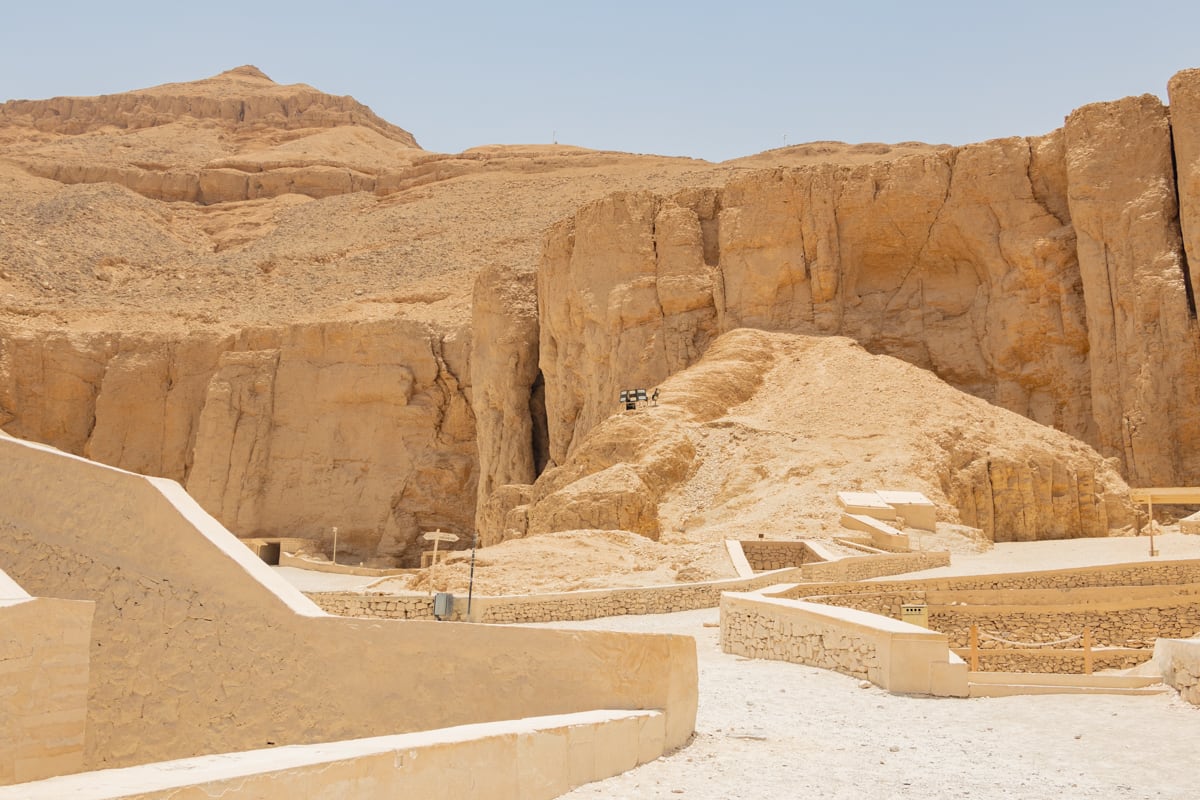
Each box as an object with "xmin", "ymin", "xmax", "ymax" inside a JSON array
[
  {"xmin": 1169, "ymin": 120, "xmax": 1198, "ymax": 319},
  {"xmin": 529, "ymin": 369, "xmax": 549, "ymax": 478}
]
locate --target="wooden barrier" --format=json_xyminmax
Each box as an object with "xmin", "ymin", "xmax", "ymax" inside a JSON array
[{"xmin": 964, "ymin": 627, "xmax": 1098, "ymax": 674}]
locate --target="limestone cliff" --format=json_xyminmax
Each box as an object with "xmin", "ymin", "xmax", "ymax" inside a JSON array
[
  {"xmin": 0, "ymin": 319, "xmax": 475, "ymax": 562},
  {"xmin": 7, "ymin": 66, "xmax": 1200, "ymax": 566},
  {"xmin": 529, "ymin": 81, "xmax": 1200, "ymax": 492}
]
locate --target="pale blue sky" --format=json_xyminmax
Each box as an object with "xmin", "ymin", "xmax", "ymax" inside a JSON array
[{"xmin": 2, "ymin": 1, "xmax": 1198, "ymax": 161}]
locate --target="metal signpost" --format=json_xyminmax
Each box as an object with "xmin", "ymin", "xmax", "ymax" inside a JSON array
[{"xmin": 423, "ymin": 529, "xmax": 459, "ymax": 596}]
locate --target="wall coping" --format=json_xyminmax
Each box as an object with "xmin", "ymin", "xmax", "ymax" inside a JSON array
[
  {"xmin": 0, "ymin": 710, "xmax": 664, "ymax": 800},
  {"xmin": 725, "ymin": 591, "xmax": 936, "ymax": 636}
]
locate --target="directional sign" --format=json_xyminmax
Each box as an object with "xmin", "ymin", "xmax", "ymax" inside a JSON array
[{"xmin": 423, "ymin": 530, "xmax": 459, "ymax": 543}]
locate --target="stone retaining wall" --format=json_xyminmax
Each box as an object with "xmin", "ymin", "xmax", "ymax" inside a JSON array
[
  {"xmin": 309, "ymin": 569, "xmax": 805, "ymax": 624},
  {"xmin": 954, "ymin": 649, "xmax": 1147, "ymax": 674},
  {"xmin": 931, "ymin": 600, "xmax": 1200, "ymax": 649},
  {"xmin": 307, "ymin": 593, "xmax": 436, "ymax": 619},
  {"xmin": 778, "ymin": 559, "xmax": 1200, "ymax": 600},
  {"xmin": 799, "ymin": 552, "xmax": 949, "ymax": 582},
  {"xmin": 812, "ymin": 591, "xmax": 927, "ymax": 619},
  {"xmin": 720, "ymin": 592, "xmax": 967, "ymax": 696},
  {"xmin": 739, "ymin": 541, "xmax": 822, "ymax": 571},
  {"xmin": 722, "ymin": 600, "xmax": 877, "ymax": 681}
]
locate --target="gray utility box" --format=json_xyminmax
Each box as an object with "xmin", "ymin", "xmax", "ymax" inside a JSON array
[{"xmin": 433, "ymin": 592, "xmax": 454, "ymax": 620}]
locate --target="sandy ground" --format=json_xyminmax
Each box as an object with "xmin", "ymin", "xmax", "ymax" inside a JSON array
[
  {"xmin": 541, "ymin": 608, "xmax": 1200, "ymax": 800},
  {"xmin": 896, "ymin": 531, "xmax": 1200, "ymax": 579},
  {"xmin": 272, "ymin": 566, "xmax": 379, "ymax": 593},
  {"xmin": 275, "ymin": 533, "xmax": 1200, "ymax": 797}
]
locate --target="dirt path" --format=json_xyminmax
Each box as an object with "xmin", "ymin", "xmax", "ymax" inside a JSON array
[{"xmin": 542, "ymin": 609, "xmax": 1199, "ymax": 800}]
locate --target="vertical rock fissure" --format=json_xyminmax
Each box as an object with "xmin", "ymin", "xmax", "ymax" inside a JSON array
[
  {"xmin": 529, "ymin": 369, "xmax": 549, "ymax": 478},
  {"xmin": 1168, "ymin": 120, "xmax": 1198, "ymax": 319}
]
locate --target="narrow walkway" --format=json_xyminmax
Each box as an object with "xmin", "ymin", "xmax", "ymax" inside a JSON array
[
  {"xmin": 541, "ymin": 609, "xmax": 1199, "ymax": 800},
  {"xmin": 894, "ymin": 532, "xmax": 1200, "ymax": 580}
]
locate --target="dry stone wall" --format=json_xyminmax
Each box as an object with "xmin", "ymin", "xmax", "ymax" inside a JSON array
[
  {"xmin": 739, "ymin": 540, "xmax": 823, "ymax": 570},
  {"xmin": 310, "ymin": 547, "xmax": 954, "ymax": 625},
  {"xmin": 721, "ymin": 602, "xmax": 878, "ymax": 681},
  {"xmin": 964, "ymin": 650, "xmax": 1146, "ymax": 674},
  {"xmin": 932, "ymin": 601, "xmax": 1200, "ymax": 649},
  {"xmin": 799, "ymin": 551, "xmax": 950, "ymax": 582},
  {"xmin": 308, "ymin": 569, "xmax": 803, "ymax": 624},
  {"xmin": 778, "ymin": 559, "xmax": 1200, "ymax": 600}
]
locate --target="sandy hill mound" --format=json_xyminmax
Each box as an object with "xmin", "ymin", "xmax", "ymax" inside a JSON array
[{"xmin": 465, "ymin": 329, "xmax": 1130, "ymax": 588}]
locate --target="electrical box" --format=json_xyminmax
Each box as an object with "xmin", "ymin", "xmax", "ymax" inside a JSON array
[
  {"xmin": 900, "ymin": 603, "xmax": 928, "ymax": 628},
  {"xmin": 434, "ymin": 592, "xmax": 454, "ymax": 620}
]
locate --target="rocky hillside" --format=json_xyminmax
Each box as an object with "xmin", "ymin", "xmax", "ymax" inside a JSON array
[
  {"xmin": 526, "ymin": 83, "xmax": 1200, "ymax": 498},
  {"xmin": 478, "ymin": 329, "xmax": 1130, "ymax": 569},
  {"xmin": 2, "ymin": 66, "xmax": 1197, "ymax": 568}
]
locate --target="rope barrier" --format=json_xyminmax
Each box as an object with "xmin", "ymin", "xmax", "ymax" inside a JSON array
[{"xmin": 978, "ymin": 631, "xmax": 1082, "ymax": 648}]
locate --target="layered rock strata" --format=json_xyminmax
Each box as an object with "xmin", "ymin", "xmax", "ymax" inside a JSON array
[{"xmin": 527, "ymin": 81, "xmax": 1200, "ymax": 493}]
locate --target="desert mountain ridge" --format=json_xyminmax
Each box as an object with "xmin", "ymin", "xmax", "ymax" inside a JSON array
[{"xmin": 3, "ymin": 65, "xmax": 1200, "ymax": 587}]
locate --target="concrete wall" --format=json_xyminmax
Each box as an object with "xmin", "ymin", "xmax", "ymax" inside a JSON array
[
  {"xmin": 0, "ymin": 710, "xmax": 665, "ymax": 800},
  {"xmin": 0, "ymin": 571, "xmax": 94, "ymax": 786},
  {"xmin": 720, "ymin": 592, "xmax": 967, "ymax": 697},
  {"xmin": 0, "ymin": 432, "xmax": 697, "ymax": 774}
]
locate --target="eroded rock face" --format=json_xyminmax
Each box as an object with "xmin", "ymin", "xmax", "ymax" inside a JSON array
[
  {"xmin": 536, "ymin": 114, "xmax": 1200, "ymax": 489},
  {"xmin": 470, "ymin": 264, "xmax": 543, "ymax": 534},
  {"xmin": 1169, "ymin": 68, "xmax": 1200, "ymax": 316},
  {"xmin": 1064, "ymin": 95, "xmax": 1200, "ymax": 486},
  {"xmin": 0, "ymin": 318, "xmax": 476, "ymax": 562},
  {"xmin": 495, "ymin": 330, "xmax": 1129, "ymax": 546}
]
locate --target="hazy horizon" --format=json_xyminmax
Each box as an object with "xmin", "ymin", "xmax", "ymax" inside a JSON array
[{"xmin": 2, "ymin": 0, "xmax": 1198, "ymax": 161}]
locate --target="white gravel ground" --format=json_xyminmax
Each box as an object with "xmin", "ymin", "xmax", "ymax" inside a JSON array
[{"xmin": 540, "ymin": 609, "xmax": 1200, "ymax": 800}]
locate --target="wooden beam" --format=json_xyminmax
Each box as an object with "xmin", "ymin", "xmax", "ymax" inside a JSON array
[{"xmin": 1129, "ymin": 487, "xmax": 1200, "ymax": 504}]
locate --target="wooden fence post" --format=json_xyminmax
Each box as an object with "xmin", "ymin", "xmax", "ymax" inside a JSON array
[{"xmin": 1083, "ymin": 627, "xmax": 1093, "ymax": 675}]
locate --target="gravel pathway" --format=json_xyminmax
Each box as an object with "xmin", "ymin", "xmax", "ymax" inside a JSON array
[{"xmin": 539, "ymin": 609, "xmax": 1200, "ymax": 800}]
